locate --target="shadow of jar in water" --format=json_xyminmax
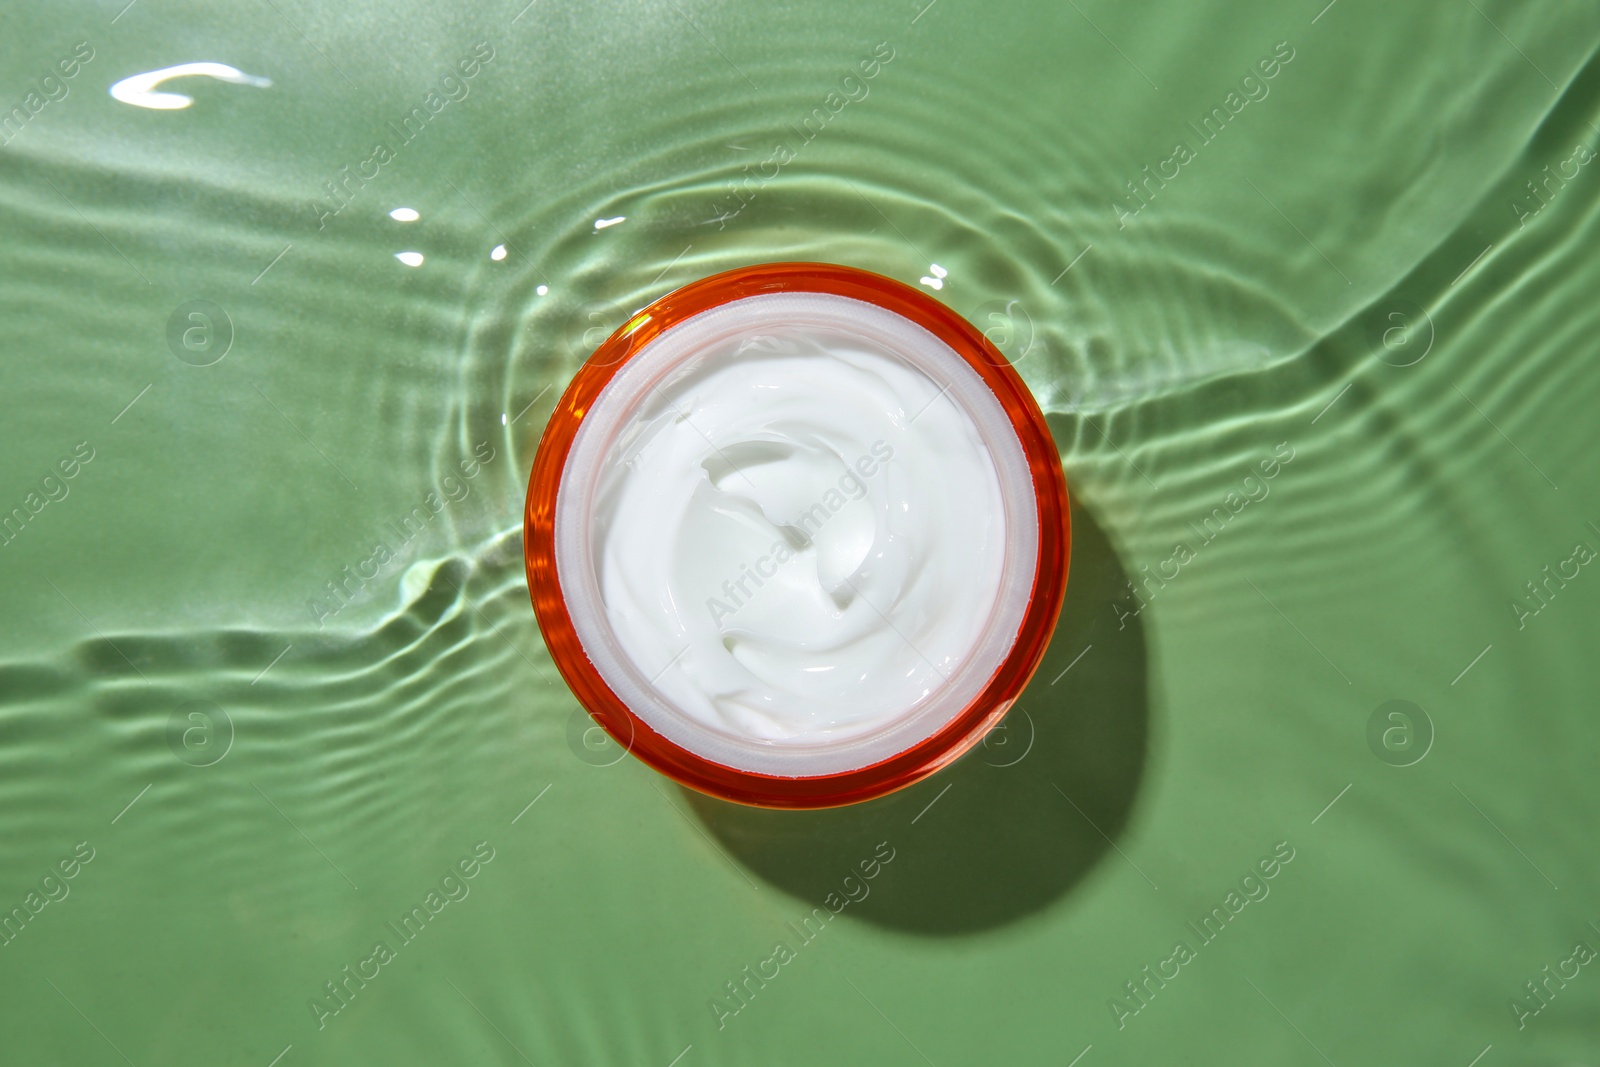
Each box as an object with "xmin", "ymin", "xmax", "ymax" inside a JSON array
[{"xmin": 684, "ymin": 494, "xmax": 1151, "ymax": 936}]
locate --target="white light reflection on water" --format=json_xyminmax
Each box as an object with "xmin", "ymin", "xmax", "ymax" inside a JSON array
[{"xmin": 109, "ymin": 62, "xmax": 271, "ymax": 110}]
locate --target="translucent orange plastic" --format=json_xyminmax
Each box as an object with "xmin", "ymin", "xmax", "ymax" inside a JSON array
[{"xmin": 524, "ymin": 263, "xmax": 1070, "ymax": 808}]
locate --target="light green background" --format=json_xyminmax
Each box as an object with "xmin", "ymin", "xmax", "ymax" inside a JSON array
[{"xmin": 2, "ymin": 1, "xmax": 1598, "ymax": 1063}]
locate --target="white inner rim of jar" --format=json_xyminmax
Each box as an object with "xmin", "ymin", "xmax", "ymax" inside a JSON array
[{"xmin": 554, "ymin": 291, "xmax": 1040, "ymax": 778}]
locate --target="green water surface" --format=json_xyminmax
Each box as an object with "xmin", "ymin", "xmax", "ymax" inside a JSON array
[{"xmin": 3, "ymin": 0, "xmax": 1599, "ymax": 1063}]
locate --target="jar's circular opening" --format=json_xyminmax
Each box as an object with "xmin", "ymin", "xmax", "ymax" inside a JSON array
[{"xmin": 526, "ymin": 264, "xmax": 1070, "ymax": 808}]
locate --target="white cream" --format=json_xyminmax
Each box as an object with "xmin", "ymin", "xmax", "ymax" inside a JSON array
[{"xmin": 556, "ymin": 292, "xmax": 1039, "ymax": 776}]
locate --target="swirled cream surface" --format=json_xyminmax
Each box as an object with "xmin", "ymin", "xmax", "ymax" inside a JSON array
[{"xmin": 556, "ymin": 293, "xmax": 1037, "ymax": 776}]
